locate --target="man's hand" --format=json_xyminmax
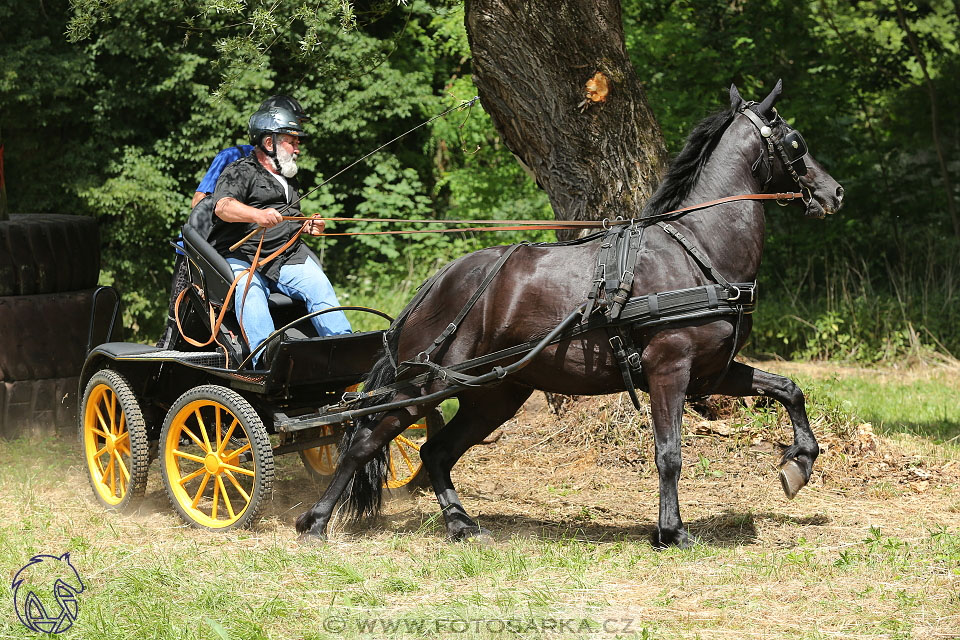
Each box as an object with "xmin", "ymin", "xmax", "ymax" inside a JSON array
[
  {"xmin": 302, "ymin": 216, "xmax": 325, "ymax": 236},
  {"xmin": 255, "ymin": 208, "xmax": 284, "ymax": 228}
]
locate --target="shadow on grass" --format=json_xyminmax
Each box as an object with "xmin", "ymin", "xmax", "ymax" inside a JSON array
[{"xmin": 365, "ymin": 506, "xmax": 831, "ymax": 549}]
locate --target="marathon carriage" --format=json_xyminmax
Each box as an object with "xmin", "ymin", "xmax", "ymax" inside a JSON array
[{"xmin": 79, "ymin": 223, "xmax": 441, "ymax": 531}]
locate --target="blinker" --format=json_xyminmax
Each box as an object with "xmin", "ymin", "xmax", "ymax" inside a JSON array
[{"xmin": 782, "ymin": 128, "xmax": 808, "ymax": 174}]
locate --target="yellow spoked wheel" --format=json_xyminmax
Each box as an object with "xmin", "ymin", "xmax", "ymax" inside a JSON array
[
  {"xmin": 80, "ymin": 370, "xmax": 149, "ymax": 511},
  {"xmin": 299, "ymin": 424, "xmax": 339, "ymax": 479},
  {"xmin": 300, "ymin": 408, "xmax": 444, "ymax": 491},
  {"xmin": 386, "ymin": 408, "xmax": 443, "ymax": 490},
  {"xmin": 160, "ymin": 385, "xmax": 273, "ymax": 530}
]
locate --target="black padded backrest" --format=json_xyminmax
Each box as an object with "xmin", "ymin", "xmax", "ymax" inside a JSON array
[{"xmin": 182, "ymin": 224, "xmax": 235, "ymax": 308}]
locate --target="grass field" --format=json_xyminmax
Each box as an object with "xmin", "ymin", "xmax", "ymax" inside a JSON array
[{"xmin": 1, "ymin": 361, "xmax": 959, "ymax": 639}]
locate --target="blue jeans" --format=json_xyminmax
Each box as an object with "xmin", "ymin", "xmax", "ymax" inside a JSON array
[{"xmin": 227, "ymin": 257, "xmax": 352, "ymax": 366}]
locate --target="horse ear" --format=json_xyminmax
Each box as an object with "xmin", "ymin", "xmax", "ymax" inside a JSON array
[
  {"xmin": 729, "ymin": 84, "xmax": 744, "ymax": 111},
  {"xmin": 757, "ymin": 79, "xmax": 783, "ymax": 115}
]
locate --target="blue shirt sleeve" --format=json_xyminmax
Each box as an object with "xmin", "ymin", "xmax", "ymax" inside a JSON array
[{"xmin": 195, "ymin": 145, "xmax": 255, "ymax": 193}]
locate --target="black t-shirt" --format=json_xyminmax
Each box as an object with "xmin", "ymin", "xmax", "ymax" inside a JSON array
[{"xmin": 209, "ymin": 154, "xmax": 310, "ymax": 280}]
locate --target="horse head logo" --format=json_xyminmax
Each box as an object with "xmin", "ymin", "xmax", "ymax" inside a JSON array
[{"xmin": 12, "ymin": 553, "xmax": 85, "ymax": 634}]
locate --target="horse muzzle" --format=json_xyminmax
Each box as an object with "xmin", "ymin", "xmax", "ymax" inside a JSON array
[{"xmin": 803, "ymin": 183, "xmax": 844, "ymax": 218}]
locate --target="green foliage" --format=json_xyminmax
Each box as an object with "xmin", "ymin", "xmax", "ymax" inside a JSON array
[
  {"xmin": 1, "ymin": 0, "xmax": 957, "ymax": 356},
  {"xmin": 624, "ymin": 0, "xmax": 960, "ymax": 359}
]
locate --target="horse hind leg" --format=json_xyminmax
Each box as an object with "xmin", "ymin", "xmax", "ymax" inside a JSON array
[
  {"xmin": 712, "ymin": 362, "xmax": 818, "ymax": 499},
  {"xmin": 419, "ymin": 383, "xmax": 532, "ymax": 541}
]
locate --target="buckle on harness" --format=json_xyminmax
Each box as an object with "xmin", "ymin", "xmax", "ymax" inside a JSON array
[
  {"xmin": 414, "ymin": 351, "xmax": 430, "ymax": 364},
  {"xmin": 342, "ymin": 391, "xmax": 363, "ymax": 403},
  {"xmin": 627, "ymin": 351, "xmax": 642, "ymax": 370}
]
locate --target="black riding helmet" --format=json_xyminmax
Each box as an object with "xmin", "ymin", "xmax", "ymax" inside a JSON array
[
  {"xmin": 258, "ymin": 95, "xmax": 310, "ymax": 122},
  {"xmin": 248, "ymin": 106, "xmax": 307, "ymax": 172}
]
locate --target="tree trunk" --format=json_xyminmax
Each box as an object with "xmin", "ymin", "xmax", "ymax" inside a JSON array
[
  {"xmin": 0, "ymin": 125, "xmax": 8, "ymax": 221},
  {"xmin": 464, "ymin": 0, "xmax": 668, "ymax": 239}
]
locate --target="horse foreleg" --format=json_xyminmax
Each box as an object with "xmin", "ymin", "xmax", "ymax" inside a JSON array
[
  {"xmin": 295, "ymin": 403, "xmax": 424, "ymax": 540},
  {"xmin": 419, "ymin": 384, "xmax": 532, "ymax": 541},
  {"xmin": 712, "ymin": 362, "xmax": 818, "ymax": 499},
  {"xmin": 646, "ymin": 360, "xmax": 695, "ymax": 549}
]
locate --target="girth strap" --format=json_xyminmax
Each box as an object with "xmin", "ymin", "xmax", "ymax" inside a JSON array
[{"xmin": 608, "ymin": 327, "xmax": 644, "ymax": 410}]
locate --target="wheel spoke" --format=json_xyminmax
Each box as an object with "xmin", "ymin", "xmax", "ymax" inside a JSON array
[
  {"xmin": 211, "ymin": 478, "xmax": 220, "ymax": 519},
  {"xmin": 179, "ymin": 467, "xmax": 206, "ymax": 486},
  {"xmin": 94, "ymin": 404, "xmax": 109, "ymax": 433},
  {"xmin": 218, "ymin": 419, "xmax": 240, "ymax": 455},
  {"xmin": 191, "ymin": 473, "xmax": 212, "ymax": 508},
  {"xmin": 179, "ymin": 424, "xmax": 207, "ymax": 451},
  {"xmin": 115, "ymin": 431, "xmax": 130, "ymax": 446},
  {"xmin": 215, "ymin": 407, "xmax": 223, "ymax": 451},
  {"xmin": 109, "ymin": 391, "xmax": 118, "ymax": 434},
  {"xmin": 224, "ymin": 442, "xmax": 251, "ymax": 460},
  {"xmin": 388, "ymin": 449, "xmax": 397, "ymax": 480},
  {"xmin": 397, "ymin": 440, "xmax": 416, "ymax": 473},
  {"xmin": 219, "ymin": 462, "xmax": 255, "ymax": 477},
  {"xmin": 114, "ymin": 450, "xmax": 131, "ymax": 482},
  {"xmin": 91, "ymin": 426, "xmax": 110, "ymax": 440},
  {"xmin": 95, "ymin": 445, "xmax": 109, "ymax": 460},
  {"xmin": 173, "ymin": 449, "xmax": 206, "ymax": 465},
  {"xmin": 216, "ymin": 476, "xmax": 235, "ymax": 519},
  {"xmin": 194, "ymin": 409, "xmax": 213, "ymax": 451},
  {"xmin": 106, "ymin": 456, "xmax": 117, "ymax": 496},
  {"xmin": 395, "ymin": 434, "xmax": 420, "ymax": 451},
  {"xmin": 223, "ymin": 470, "xmax": 251, "ymax": 502}
]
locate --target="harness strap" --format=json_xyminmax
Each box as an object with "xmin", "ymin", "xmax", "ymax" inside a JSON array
[
  {"xmin": 344, "ymin": 282, "xmax": 756, "ymax": 405},
  {"xmin": 608, "ymin": 327, "xmax": 644, "ymax": 410},
  {"xmin": 415, "ymin": 242, "xmax": 527, "ymax": 364},
  {"xmin": 609, "ymin": 226, "xmax": 643, "ymax": 318},
  {"xmin": 656, "ymin": 222, "xmax": 733, "ymax": 290}
]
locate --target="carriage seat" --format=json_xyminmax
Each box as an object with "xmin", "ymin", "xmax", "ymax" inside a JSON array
[{"xmin": 180, "ymin": 223, "xmax": 314, "ymax": 336}]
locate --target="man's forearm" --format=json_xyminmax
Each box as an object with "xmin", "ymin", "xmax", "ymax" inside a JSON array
[{"xmin": 214, "ymin": 198, "xmax": 282, "ymax": 227}]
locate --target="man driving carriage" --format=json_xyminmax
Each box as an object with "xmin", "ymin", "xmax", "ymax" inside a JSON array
[
  {"xmin": 158, "ymin": 95, "xmax": 315, "ymax": 350},
  {"xmin": 206, "ymin": 105, "xmax": 351, "ymax": 366}
]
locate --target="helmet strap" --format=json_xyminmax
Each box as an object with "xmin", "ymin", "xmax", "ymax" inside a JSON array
[{"xmin": 259, "ymin": 133, "xmax": 282, "ymax": 173}]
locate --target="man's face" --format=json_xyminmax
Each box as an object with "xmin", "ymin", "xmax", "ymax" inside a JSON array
[
  {"xmin": 277, "ymin": 133, "xmax": 301, "ymax": 158},
  {"xmin": 273, "ymin": 133, "xmax": 301, "ymax": 178}
]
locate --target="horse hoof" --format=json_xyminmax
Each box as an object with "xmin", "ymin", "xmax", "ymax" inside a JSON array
[
  {"xmin": 779, "ymin": 460, "xmax": 807, "ymax": 500},
  {"xmin": 297, "ymin": 531, "xmax": 328, "ymax": 545},
  {"xmin": 653, "ymin": 528, "xmax": 695, "ymax": 550},
  {"xmin": 451, "ymin": 527, "xmax": 494, "ymax": 544}
]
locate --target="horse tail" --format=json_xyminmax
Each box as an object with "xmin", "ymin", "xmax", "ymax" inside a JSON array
[
  {"xmin": 340, "ymin": 271, "xmax": 441, "ymax": 520},
  {"xmin": 340, "ymin": 351, "xmax": 397, "ymax": 521}
]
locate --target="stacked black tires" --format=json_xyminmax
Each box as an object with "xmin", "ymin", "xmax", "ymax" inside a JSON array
[{"xmin": 0, "ymin": 214, "xmax": 106, "ymax": 438}]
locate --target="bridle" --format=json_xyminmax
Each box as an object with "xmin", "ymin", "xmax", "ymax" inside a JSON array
[{"xmin": 739, "ymin": 103, "xmax": 811, "ymax": 204}]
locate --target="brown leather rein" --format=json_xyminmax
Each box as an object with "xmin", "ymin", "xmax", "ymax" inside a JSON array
[{"xmin": 179, "ymin": 191, "xmax": 804, "ymax": 356}]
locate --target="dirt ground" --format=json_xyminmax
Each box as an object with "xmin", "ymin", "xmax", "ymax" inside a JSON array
[{"xmin": 256, "ymin": 362, "xmax": 960, "ymax": 549}]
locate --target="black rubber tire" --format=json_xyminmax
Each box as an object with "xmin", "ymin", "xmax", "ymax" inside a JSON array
[
  {"xmin": 0, "ymin": 289, "xmax": 118, "ymax": 382},
  {"xmin": 0, "ymin": 377, "xmax": 80, "ymax": 439},
  {"xmin": 0, "ymin": 214, "xmax": 99, "ymax": 296},
  {"xmin": 159, "ymin": 385, "xmax": 274, "ymax": 531},
  {"xmin": 78, "ymin": 370, "xmax": 149, "ymax": 511}
]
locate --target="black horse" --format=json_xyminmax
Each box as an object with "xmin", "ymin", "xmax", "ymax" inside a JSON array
[{"xmin": 296, "ymin": 81, "xmax": 844, "ymax": 547}]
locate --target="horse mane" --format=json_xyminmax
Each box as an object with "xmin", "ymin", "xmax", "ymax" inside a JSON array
[{"xmin": 641, "ymin": 106, "xmax": 737, "ymax": 217}]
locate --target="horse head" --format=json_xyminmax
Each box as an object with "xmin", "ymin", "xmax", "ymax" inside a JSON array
[{"xmin": 730, "ymin": 80, "xmax": 844, "ymax": 218}]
